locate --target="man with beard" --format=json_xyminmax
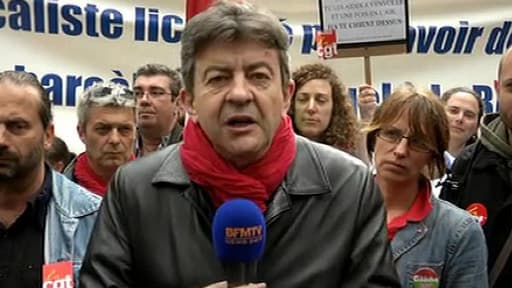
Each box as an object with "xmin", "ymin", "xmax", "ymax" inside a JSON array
[
  {"xmin": 441, "ymin": 47, "xmax": 512, "ymax": 287},
  {"xmin": 133, "ymin": 64, "xmax": 183, "ymax": 157},
  {"xmin": 79, "ymin": 1, "xmax": 399, "ymax": 287},
  {"xmin": 0, "ymin": 71, "xmax": 100, "ymax": 287},
  {"xmin": 64, "ymin": 82, "xmax": 137, "ymax": 197}
]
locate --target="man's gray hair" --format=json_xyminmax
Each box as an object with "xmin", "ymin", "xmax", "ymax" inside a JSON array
[
  {"xmin": 77, "ymin": 82, "xmax": 135, "ymax": 125},
  {"xmin": 180, "ymin": 0, "xmax": 291, "ymax": 93}
]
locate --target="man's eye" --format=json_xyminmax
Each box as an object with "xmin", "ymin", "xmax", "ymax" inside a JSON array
[
  {"xmin": 7, "ymin": 122, "xmax": 27, "ymax": 133},
  {"xmin": 464, "ymin": 112, "xmax": 477, "ymax": 119},
  {"xmin": 250, "ymin": 73, "xmax": 270, "ymax": 81},
  {"xmin": 119, "ymin": 127, "xmax": 133, "ymax": 135},
  {"xmin": 96, "ymin": 127, "xmax": 110, "ymax": 134},
  {"xmin": 447, "ymin": 107, "xmax": 459, "ymax": 114},
  {"xmin": 134, "ymin": 91, "xmax": 144, "ymax": 98},
  {"xmin": 208, "ymin": 75, "xmax": 229, "ymax": 84}
]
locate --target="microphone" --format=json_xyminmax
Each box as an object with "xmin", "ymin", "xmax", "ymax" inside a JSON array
[{"xmin": 212, "ymin": 199, "xmax": 266, "ymax": 287}]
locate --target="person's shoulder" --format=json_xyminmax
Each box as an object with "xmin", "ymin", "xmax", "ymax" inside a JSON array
[
  {"xmin": 124, "ymin": 144, "xmax": 179, "ymax": 174},
  {"xmin": 433, "ymin": 198, "xmax": 486, "ymax": 250},
  {"xmin": 52, "ymin": 171, "xmax": 102, "ymax": 215},
  {"xmin": 434, "ymin": 197, "xmax": 480, "ymax": 231},
  {"xmin": 296, "ymin": 135, "xmax": 367, "ymax": 170},
  {"xmin": 457, "ymin": 142, "xmax": 480, "ymax": 162},
  {"xmin": 116, "ymin": 144, "xmax": 186, "ymax": 189},
  {"xmin": 293, "ymin": 136, "xmax": 371, "ymax": 193}
]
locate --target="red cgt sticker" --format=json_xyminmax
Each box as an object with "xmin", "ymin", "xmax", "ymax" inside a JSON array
[
  {"xmin": 466, "ymin": 203, "xmax": 488, "ymax": 226},
  {"xmin": 43, "ymin": 261, "xmax": 74, "ymax": 288}
]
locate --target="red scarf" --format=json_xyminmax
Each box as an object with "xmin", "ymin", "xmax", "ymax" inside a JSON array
[
  {"xmin": 180, "ymin": 116, "xmax": 296, "ymax": 212},
  {"xmin": 74, "ymin": 153, "xmax": 108, "ymax": 197},
  {"xmin": 74, "ymin": 153, "xmax": 135, "ymax": 197}
]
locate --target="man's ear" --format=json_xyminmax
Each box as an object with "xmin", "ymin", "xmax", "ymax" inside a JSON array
[
  {"xmin": 282, "ymin": 79, "xmax": 295, "ymax": 115},
  {"xmin": 44, "ymin": 123, "xmax": 55, "ymax": 150},
  {"xmin": 180, "ymin": 89, "xmax": 198, "ymax": 121},
  {"xmin": 77, "ymin": 124, "xmax": 87, "ymax": 144},
  {"xmin": 494, "ymin": 79, "xmax": 501, "ymax": 100}
]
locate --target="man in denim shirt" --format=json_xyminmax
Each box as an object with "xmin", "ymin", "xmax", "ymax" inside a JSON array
[{"xmin": 0, "ymin": 71, "xmax": 100, "ymax": 287}]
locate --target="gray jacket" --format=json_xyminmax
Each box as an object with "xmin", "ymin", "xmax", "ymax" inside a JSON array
[{"xmin": 79, "ymin": 136, "xmax": 400, "ymax": 287}]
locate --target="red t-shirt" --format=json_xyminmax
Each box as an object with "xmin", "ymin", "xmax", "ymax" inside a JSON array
[{"xmin": 387, "ymin": 180, "xmax": 433, "ymax": 240}]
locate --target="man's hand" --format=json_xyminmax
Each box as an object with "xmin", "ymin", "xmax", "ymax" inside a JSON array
[
  {"xmin": 358, "ymin": 84, "xmax": 378, "ymax": 123},
  {"xmin": 205, "ymin": 281, "xmax": 266, "ymax": 288}
]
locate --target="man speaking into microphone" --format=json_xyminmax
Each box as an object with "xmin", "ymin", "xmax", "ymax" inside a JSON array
[{"xmin": 79, "ymin": 1, "xmax": 399, "ymax": 287}]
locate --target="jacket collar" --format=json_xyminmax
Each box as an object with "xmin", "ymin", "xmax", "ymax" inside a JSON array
[
  {"xmin": 50, "ymin": 170, "xmax": 101, "ymax": 218},
  {"xmin": 390, "ymin": 194, "xmax": 439, "ymax": 261},
  {"xmin": 151, "ymin": 136, "xmax": 331, "ymax": 196}
]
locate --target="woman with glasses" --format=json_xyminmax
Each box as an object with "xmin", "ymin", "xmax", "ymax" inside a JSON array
[{"xmin": 365, "ymin": 87, "xmax": 488, "ymax": 287}]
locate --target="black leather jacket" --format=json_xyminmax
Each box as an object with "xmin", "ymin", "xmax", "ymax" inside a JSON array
[{"xmin": 79, "ymin": 136, "xmax": 399, "ymax": 287}]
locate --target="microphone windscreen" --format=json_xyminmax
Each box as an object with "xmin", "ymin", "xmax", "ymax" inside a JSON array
[{"xmin": 212, "ymin": 199, "xmax": 266, "ymax": 263}]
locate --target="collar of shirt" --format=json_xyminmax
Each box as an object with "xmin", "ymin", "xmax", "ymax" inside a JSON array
[
  {"xmin": 387, "ymin": 178, "xmax": 433, "ymax": 240},
  {"xmin": 27, "ymin": 164, "xmax": 53, "ymax": 231},
  {"xmin": 443, "ymin": 150, "xmax": 455, "ymax": 170},
  {"xmin": 134, "ymin": 130, "xmax": 165, "ymax": 158}
]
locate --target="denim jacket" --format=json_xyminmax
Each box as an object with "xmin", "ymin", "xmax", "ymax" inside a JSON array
[
  {"xmin": 391, "ymin": 190, "xmax": 488, "ymax": 288},
  {"xmin": 44, "ymin": 170, "xmax": 102, "ymax": 281}
]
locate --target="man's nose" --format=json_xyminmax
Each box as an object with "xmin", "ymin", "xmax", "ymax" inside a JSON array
[
  {"xmin": 0, "ymin": 125, "xmax": 8, "ymax": 148},
  {"xmin": 137, "ymin": 92, "xmax": 152, "ymax": 105},
  {"xmin": 227, "ymin": 74, "xmax": 253, "ymax": 104},
  {"xmin": 455, "ymin": 111, "xmax": 464, "ymax": 122},
  {"xmin": 109, "ymin": 129, "xmax": 121, "ymax": 144}
]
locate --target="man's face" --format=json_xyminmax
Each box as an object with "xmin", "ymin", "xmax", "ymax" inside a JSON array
[
  {"xmin": 134, "ymin": 75, "xmax": 177, "ymax": 131},
  {"xmin": 0, "ymin": 82, "xmax": 53, "ymax": 180},
  {"xmin": 293, "ymin": 79, "xmax": 333, "ymax": 140},
  {"xmin": 183, "ymin": 40, "xmax": 294, "ymax": 167},
  {"xmin": 78, "ymin": 106, "xmax": 136, "ymax": 171},
  {"xmin": 496, "ymin": 50, "xmax": 512, "ymax": 129}
]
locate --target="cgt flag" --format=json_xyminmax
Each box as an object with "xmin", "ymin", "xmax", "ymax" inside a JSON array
[{"xmin": 186, "ymin": 0, "xmax": 213, "ymax": 22}]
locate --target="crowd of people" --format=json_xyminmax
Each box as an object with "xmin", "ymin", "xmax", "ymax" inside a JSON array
[{"xmin": 0, "ymin": 0, "xmax": 511, "ymax": 287}]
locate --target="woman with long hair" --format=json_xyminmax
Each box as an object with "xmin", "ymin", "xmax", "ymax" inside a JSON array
[{"xmin": 289, "ymin": 63, "xmax": 366, "ymax": 161}]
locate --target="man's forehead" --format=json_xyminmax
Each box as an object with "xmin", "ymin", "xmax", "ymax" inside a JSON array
[
  {"xmin": 134, "ymin": 75, "xmax": 172, "ymax": 86},
  {"xmin": 499, "ymin": 49, "xmax": 512, "ymax": 79},
  {"xmin": 196, "ymin": 41, "xmax": 279, "ymax": 68},
  {"xmin": 88, "ymin": 105, "xmax": 134, "ymax": 116},
  {"xmin": 0, "ymin": 83, "xmax": 41, "ymax": 107}
]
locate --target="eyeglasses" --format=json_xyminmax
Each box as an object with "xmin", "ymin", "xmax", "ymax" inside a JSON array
[
  {"xmin": 133, "ymin": 89, "xmax": 173, "ymax": 100},
  {"xmin": 376, "ymin": 128, "xmax": 432, "ymax": 153},
  {"xmin": 84, "ymin": 83, "xmax": 135, "ymax": 106}
]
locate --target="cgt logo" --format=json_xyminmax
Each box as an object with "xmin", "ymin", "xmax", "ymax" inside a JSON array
[
  {"xmin": 316, "ymin": 30, "xmax": 338, "ymax": 59},
  {"xmin": 42, "ymin": 275, "xmax": 73, "ymax": 288},
  {"xmin": 225, "ymin": 225, "xmax": 263, "ymax": 245},
  {"xmin": 42, "ymin": 261, "xmax": 74, "ymax": 288}
]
